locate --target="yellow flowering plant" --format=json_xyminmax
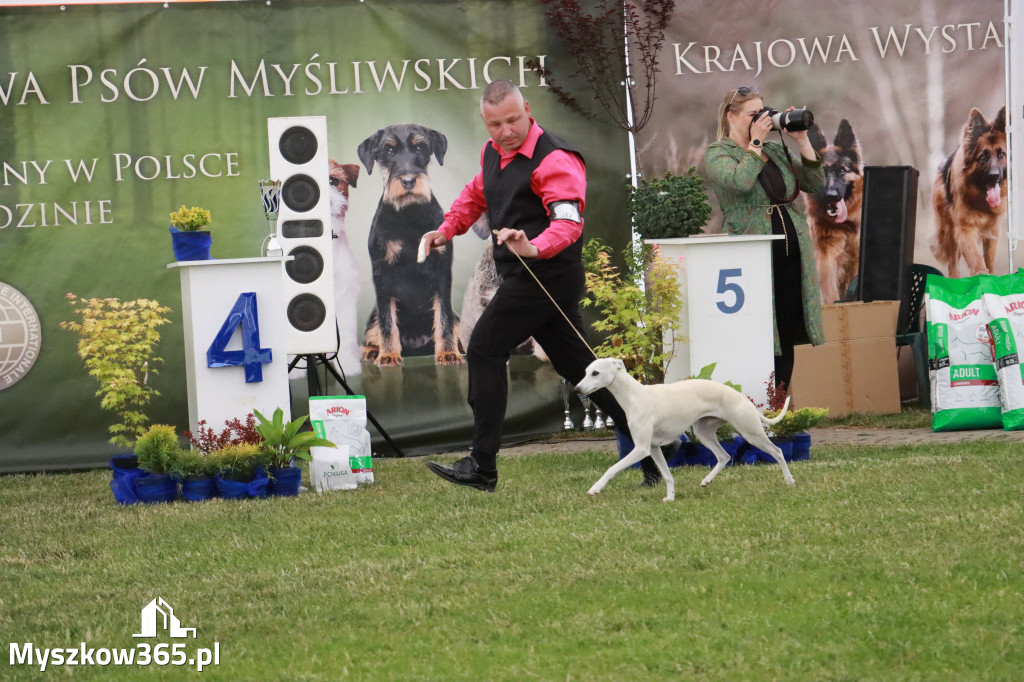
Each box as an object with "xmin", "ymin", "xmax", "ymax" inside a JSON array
[{"xmin": 168, "ymin": 205, "xmax": 211, "ymax": 231}]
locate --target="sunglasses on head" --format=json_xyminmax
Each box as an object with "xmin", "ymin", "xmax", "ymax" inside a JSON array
[{"xmin": 728, "ymin": 85, "xmax": 760, "ymax": 107}]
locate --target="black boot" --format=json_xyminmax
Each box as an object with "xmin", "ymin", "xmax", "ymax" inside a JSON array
[{"xmin": 640, "ymin": 456, "xmax": 662, "ymax": 487}]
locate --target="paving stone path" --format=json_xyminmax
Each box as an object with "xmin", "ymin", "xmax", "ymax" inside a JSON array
[{"xmin": 488, "ymin": 426, "xmax": 1024, "ymax": 458}]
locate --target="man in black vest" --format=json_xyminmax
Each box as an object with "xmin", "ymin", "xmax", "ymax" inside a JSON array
[{"xmin": 420, "ymin": 79, "xmax": 663, "ymax": 492}]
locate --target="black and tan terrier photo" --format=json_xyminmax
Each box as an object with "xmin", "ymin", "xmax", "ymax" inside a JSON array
[{"xmin": 357, "ymin": 123, "xmax": 463, "ymax": 367}]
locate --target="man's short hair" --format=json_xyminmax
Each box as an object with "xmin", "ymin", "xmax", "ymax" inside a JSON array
[{"xmin": 481, "ymin": 79, "xmax": 521, "ymax": 109}]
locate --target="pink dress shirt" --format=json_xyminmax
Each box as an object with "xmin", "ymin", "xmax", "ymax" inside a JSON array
[{"xmin": 437, "ymin": 120, "xmax": 586, "ymax": 259}]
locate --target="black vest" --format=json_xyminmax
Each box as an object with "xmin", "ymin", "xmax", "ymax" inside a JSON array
[{"xmin": 482, "ymin": 131, "xmax": 585, "ymax": 280}]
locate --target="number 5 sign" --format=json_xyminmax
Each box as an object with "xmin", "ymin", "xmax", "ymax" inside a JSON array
[
  {"xmin": 647, "ymin": 235, "xmax": 782, "ymax": 407},
  {"xmin": 169, "ymin": 257, "xmax": 292, "ymax": 435}
]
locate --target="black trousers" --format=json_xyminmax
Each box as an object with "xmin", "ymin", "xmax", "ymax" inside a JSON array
[
  {"xmin": 770, "ymin": 207, "xmax": 806, "ymax": 391},
  {"xmin": 466, "ymin": 263, "xmax": 637, "ymax": 471}
]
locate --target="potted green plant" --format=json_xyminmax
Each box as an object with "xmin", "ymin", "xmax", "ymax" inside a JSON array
[
  {"xmin": 168, "ymin": 204, "xmax": 212, "ymax": 261},
  {"xmin": 583, "ymin": 238, "xmax": 682, "ymax": 385},
  {"xmin": 254, "ymin": 407, "xmax": 334, "ymax": 497},
  {"xmin": 212, "ymin": 442, "xmax": 269, "ymax": 500},
  {"xmin": 170, "ymin": 448, "xmax": 221, "ymax": 502},
  {"xmin": 736, "ymin": 374, "xmax": 828, "ymax": 464},
  {"xmin": 60, "ymin": 293, "xmax": 172, "ymax": 492},
  {"xmin": 765, "ymin": 407, "xmax": 829, "ymax": 462},
  {"xmin": 133, "ymin": 424, "xmax": 182, "ymax": 504},
  {"xmin": 629, "ymin": 167, "xmax": 712, "ymax": 240}
]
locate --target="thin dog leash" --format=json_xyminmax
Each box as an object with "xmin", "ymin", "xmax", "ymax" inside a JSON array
[{"xmin": 493, "ymin": 229, "xmax": 598, "ymax": 359}]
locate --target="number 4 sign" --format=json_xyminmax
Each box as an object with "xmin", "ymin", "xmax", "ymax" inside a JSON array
[{"xmin": 207, "ymin": 292, "xmax": 273, "ymax": 383}]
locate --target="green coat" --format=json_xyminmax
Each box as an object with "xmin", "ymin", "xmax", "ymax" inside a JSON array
[{"xmin": 703, "ymin": 138, "xmax": 827, "ymax": 352}]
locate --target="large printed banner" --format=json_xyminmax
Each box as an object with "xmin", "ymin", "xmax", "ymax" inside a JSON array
[
  {"xmin": 638, "ymin": 0, "xmax": 1008, "ymax": 298},
  {"xmin": 0, "ymin": 0, "xmax": 632, "ymax": 471}
]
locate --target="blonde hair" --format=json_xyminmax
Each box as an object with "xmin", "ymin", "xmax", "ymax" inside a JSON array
[{"xmin": 716, "ymin": 87, "xmax": 761, "ymax": 140}]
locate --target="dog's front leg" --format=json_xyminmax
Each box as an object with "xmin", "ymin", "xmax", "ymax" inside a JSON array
[
  {"xmin": 817, "ymin": 255, "xmax": 840, "ymax": 305},
  {"xmin": 376, "ymin": 297, "xmax": 404, "ymax": 367},
  {"xmin": 647, "ymin": 445, "xmax": 675, "ymax": 502},
  {"xmin": 983, "ymin": 235, "xmax": 999, "ymax": 274},
  {"xmin": 587, "ymin": 445, "xmax": 650, "ymax": 496},
  {"xmin": 432, "ymin": 294, "xmax": 464, "ymax": 366},
  {"xmin": 958, "ymin": 230, "xmax": 988, "ymax": 276}
]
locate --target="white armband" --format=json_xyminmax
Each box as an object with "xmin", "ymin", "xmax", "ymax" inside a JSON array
[{"xmin": 549, "ymin": 200, "xmax": 582, "ymax": 223}]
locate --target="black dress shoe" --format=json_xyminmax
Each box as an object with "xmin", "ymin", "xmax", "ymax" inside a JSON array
[{"xmin": 425, "ymin": 456, "xmax": 498, "ymax": 492}]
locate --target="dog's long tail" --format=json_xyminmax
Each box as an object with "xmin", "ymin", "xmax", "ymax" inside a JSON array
[{"xmin": 760, "ymin": 396, "xmax": 791, "ymax": 425}]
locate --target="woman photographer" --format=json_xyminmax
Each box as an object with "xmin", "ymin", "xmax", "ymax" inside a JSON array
[{"xmin": 703, "ymin": 85, "xmax": 826, "ymax": 392}]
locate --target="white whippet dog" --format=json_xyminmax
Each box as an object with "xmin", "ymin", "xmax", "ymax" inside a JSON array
[{"xmin": 575, "ymin": 358, "xmax": 795, "ymax": 502}]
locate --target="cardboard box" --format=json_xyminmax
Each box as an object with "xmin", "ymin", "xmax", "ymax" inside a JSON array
[
  {"xmin": 821, "ymin": 301, "xmax": 900, "ymax": 342},
  {"xmin": 790, "ymin": 336, "xmax": 902, "ymax": 417}
]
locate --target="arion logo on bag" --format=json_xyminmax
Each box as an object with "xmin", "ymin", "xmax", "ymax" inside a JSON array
[
  {"xmin": 133, "ymin": 598, "xmax": 196, "ymax": 639},
  {"xmin": 325, "ymin": 405, "xmax": 351, "ymax": 417},
  {"xmin": 0, "ymin": 282, "xmax": 41, "ymax": 391}
]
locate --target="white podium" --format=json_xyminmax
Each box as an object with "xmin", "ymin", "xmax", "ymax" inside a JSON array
[
  {"xmin": 168, "ymin": 257, "xmax": 292, "ymax": 435},
  {"xmin": 648, "ymin": 235, "xmax": 782, "ymax": 406}
]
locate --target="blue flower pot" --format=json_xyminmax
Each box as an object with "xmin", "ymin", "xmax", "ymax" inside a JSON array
[
  {"xmin": 687, "ymin": 438, "xmax": 739, "ymax": 467},
  {"xmin": 169, "ymin": 226, "xmax": 211, "ymax": 261},
  {"xmin": 134, "ymin": 473, "xmax": 178, "ymax": 504},
  {"xmin": 215, "ymin": 467, "xmax": 269, "ymax": 500},
  {"xmin": 180, "ymin": 476, "xmax": 217, "ymax": 502},
  {"xmin": 109, "ymin": 454, "xmax": 145, "ymax": 505},
  {"xmin": 267, "ymin": 466, "xmax": 303, "ymax": 497},
  {"xmin": 792, "ymin": 432, "xmax": 811, "ymax": 461},
  {"xmin": 735, "ymin": 436, "xmax": 794, "ymax": 464}
]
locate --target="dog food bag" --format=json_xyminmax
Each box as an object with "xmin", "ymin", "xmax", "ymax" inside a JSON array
[
  {"xmin": 309, "ymin": 445, "xmax": 356, "ymax": 492},
  {"xmin": 309, "ymin": 395, "xmax": 374, "ymax": 484},
  {"xmin": 926, "ymin": 273, "xmax": 1002, "ymax": 431},
  {"xmin": 982, "ymin": 272, "xmax": 1024, "ymax": 429}
]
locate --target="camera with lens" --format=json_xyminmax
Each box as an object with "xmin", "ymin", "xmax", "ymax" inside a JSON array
[{"xmin": 757, "ymin": 107, "xmax": 814, "ymax": 132}]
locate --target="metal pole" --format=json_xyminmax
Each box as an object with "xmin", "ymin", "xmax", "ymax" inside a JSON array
[{"xmin": 1005, "ymin": 0, "xmax": 1019, "ymax": 272}]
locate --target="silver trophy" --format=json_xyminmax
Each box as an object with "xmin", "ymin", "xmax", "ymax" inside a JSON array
[
  {"xmin": 579, "ymin": 393, "xmax": 594, "ymax": 429},
  {"xmin": 258, "ymin": 179, "xmax": 283, "ymax": 257},
  {"xmin": 594, "ymin": 406, "xmax": 605, "ymax": 430},
  {"xmin": 560, "ymin": 379, "xmax": 575, "ymax": 430}
]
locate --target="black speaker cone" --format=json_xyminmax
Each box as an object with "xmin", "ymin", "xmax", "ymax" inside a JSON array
[
  {"xmin": 278, "ymin": 126, "xmax": 318, "ymax": 165},
  {"xmin": 287, "ymin": 294, "xmax": 326, "ymax": 332},
  {"xmin": 282, "ymin": 175, "xmax": 320, "ymax": 212},
  {"xmin": 285, "ymin": 246, "xmax": 324, "ymax": 284}
]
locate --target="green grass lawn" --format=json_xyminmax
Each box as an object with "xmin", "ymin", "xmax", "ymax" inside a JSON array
[{"xmin": 2, "ymin": 442, "xmax": 1021, "ymax": 681}]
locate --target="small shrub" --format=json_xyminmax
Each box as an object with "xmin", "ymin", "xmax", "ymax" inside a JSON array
[
  {"xmin": 60, "ymin": 294, "xmax": 172, "ymax": 448},
  {"xmin": 583, "ymin": 239, "xmax": 682, "ymax": 384},
  {"xmin": 169, "ymin": 449, "xmax": 220, "ymax": 479},
  {"xmin": 184, "ymin": 414, "xmax": 261, "ymax": 455},
  {"xmin": 134, "ymin": 424, "xmax": 182, "ymax": 475},
  {"xmin": 629, "ymin": 168, "xmax": 711, "ymax": 240},
  {"xmin": 209, "ymin": 442, "xmax": 265, "ymax": 479}
]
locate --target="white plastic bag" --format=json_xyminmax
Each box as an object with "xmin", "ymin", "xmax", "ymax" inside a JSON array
[{"xmin": 309, "ymin": 445, "xmax": 356, "ymax": 492}]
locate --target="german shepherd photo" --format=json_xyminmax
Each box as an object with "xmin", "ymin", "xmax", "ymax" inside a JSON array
[
  {"xmin": 805, "ymin": 119, "xmax": 864, "ymax": 305},
  {"xmin": 931, "ymin": 106, "xmax": 1007, "ymax": 278}
]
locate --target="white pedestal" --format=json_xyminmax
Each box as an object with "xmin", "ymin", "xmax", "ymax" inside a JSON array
[
  {"xmin": 647, "ymin": 235, "xmax": 781, "ymax": 407},
  {"xmin": 168, "ymin": 257, "xmax": 292, "ymax": 434}
]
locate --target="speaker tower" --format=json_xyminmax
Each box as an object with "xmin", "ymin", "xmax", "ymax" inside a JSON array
[
  {"xmin": 857, "ymin": 165, "xmax": 919, "ymax": 333},
  {"xmin": 267, "ymin": 116, "xmax": 336, "ymax": 355}
]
